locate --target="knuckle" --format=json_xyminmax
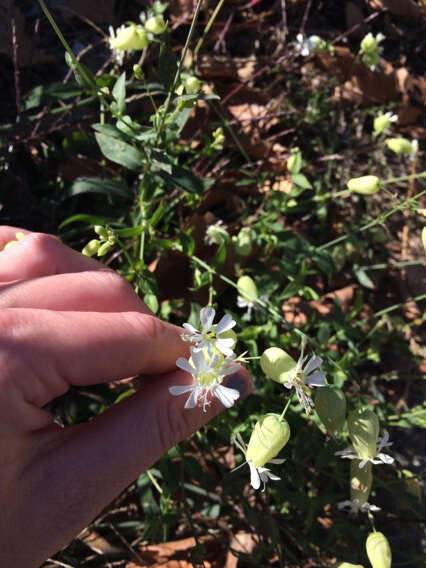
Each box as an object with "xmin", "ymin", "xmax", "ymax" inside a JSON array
[
  {"xmin": 95, "ymin": 269, "xmax": 136, "ymax": 298},
  {"xmin": 123, "ymin": 311, "xmax": 166, "ymax": 341}
]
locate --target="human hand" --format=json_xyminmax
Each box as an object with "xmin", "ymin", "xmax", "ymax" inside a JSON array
[{"xmin": 0, "ymin": 226, "xmax": 252, "ymax": 567}]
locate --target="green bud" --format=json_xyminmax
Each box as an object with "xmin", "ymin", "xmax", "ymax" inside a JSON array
[
  {"xmin": 234, "ymin": 227, "xmax": 252, "ymax": 256},
  {"xmin": 237, "ymin": 275, "xmax": 258, "ymax": 303},
  {"xmin": 94, "ymin": 225, "xmax": 108, "ymax": 238},
  {"xmin": 360, "ymin": 34, "xmax": 377, "ymax": 53},
  {"xmin": 133, "ymin": 64, "xmax": 144, "ymax": 79},
  {"xmin": 336, "ymin": 564, "xmax": 364, "ymax": 568},
  {"xmin": 185, "ymin": 76, "xmax": 201, "ymax": 95},
  {"xmin": 315, "ymin": 386, "xmax": 346, "ymax": 435},
  {"xmin": 213, "ymin": 127, "xmax": 225, "ymax": 147},
  {"xmin": 111, "ymin": 25, "xmax": 148, "ymax": 51},
  {"xmin": 348, "ymin": 409, "xmax": 379, "ymax": 460},
  {"xmin": 386, "ymin": 137, "xmax": 415, "ymax": 155},
  {"xmin": 350, "ymin": 460, "xmax": 372, "ymax": 506},
  {"xmin": 422, "ymin": 226, "xmax": 426, "ymax": 253},
  {"xmin": 246, "ymin": 413, "xmax": 290, "ymax": 468},
  {"xmin": 82, "ymin": 239, "xmax": 100, "ymax": 257},
  {"xmin": 366, "ymin": 532, "xmax": 392, "ymax": 568},
  {"xmin": 260, "ymin": 347, "xmax": 297, "ymax": 384},
  {"xmin": 97, "ymin": 241, "xmax": 113, "ymax": 257},
  {"xmin": 145, "ymin": 15, "xmax": 165, "ymax": 35},
  {"xmin": 287, "ymin": 147, "xmax": 302, "ymax": 173},
  {"xmin": 347, "ymin": 175, "xmax": 380, "ymax": 195}
]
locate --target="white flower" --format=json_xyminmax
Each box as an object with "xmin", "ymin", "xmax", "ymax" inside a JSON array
[
  {"xmin": 182, "ymin": 307, "xmax": 236, "ymax": 357},
  {"xmin": 335, "ymin": 431, "xmax": 394, "ymax": 468},
  {"xmin": 410, "ymin": 139, "xmax": 419, "ymax": 161},
  {"xmin": 338, "ymin": 499, "xmax": 381, "ymax": 517},
  {"xmin": 108, "ymin": 25, "xmax": 126, "ymax": 66},
  {"xmin": 237, "ymin": 294, "xmax": 256, "ymax": 318},
  {"xmin": 231, "ymin": 433, "xmax": 285, "ymax": 491},
  {"xmin": 294, "ymin": 33, "xmax": 322, "ymax": 57},
  {"xmin": 170, "ymin": 347, "xmax": 240, "ymax": 411},
  {"xmin": 281, "ymin": 353, "xmax": 326, "ymax": 412},
  {"xmin": 205, "ymin": 220, "xmax": 229, "ymax": 246}
]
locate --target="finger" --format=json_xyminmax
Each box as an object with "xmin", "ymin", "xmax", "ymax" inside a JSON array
[
  {"xmin": 8, "ymin": 367, "xmax": 252, "ymax": 566},
  {"xmin": 0, "ymin": 230, "xmax": 103, "ymax": 281},
  {"xmin": 0, "ymin": 225, "xmax": 32, "ymax": 249},
  {"xmin": 3, "ymin": 308, "xmax": 189, "ymax": 407},
  {"xmin": 0, "ymin": 270, "xmax": 151, "ymax": 314}
]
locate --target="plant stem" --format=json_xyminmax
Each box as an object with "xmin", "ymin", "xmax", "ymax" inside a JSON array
[
  {"xmin": 146, "ymin": 469, "xmax": 163, "ymax": 495},
  {"xmin": 194, "ymin": 0, "xmax": 226, "ymax": 55},
  {"xmin": 280, "ymin": 397, "xmax": 292, "ymax": 421}
]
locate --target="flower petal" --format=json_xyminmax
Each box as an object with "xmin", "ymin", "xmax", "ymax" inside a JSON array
[
  {"xmin": 269, "ymin": 458, "xmax": 286, "ymax": 465},
  {"xmin": 221, "ymin": 363, "xmax": 241, "ymax": 377},
  {"xmin": 215, "ymin": 314, "xmax": 236, "ymax": 335},
  {"xmin": 184, "ymin": 387, "xmax": 201, "ymax": 409},
  {"xmin": 169, "ymin": 385, "xmax": 195, "ymax": 396},
  {"xmin": 249, "ymin": 462, "xmax": 261, "ymax": 490},
  {"xmin": 176, "ymin": 357, "xmax": 196, "ymax": 375},
  {"xmin": 182, "ymin": 323, "xmax": 198, "ymax": 335},
  {"xmin": 304, "ymin": 355, "xmax": 323, "ymax": 374},
  {"xmin": 213, "ymin": 384, "xmax": 240, "ymax": 408},
  {"xmin": 215, "ymin": 338, "xmax": 235, "ymax": 356},
  {"xmin": 305, "ymin": 371, "xmax": 326, "ymax": 387},
  {"xmin": 200, "ymin": 307, "xmax": 215, "ymax": 331}
]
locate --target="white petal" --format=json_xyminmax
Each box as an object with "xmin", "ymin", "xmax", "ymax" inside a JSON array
[
  {"xmin": 215, "ymin": 338, "xmax": 235, "ymax": 356},
  {"xmin": 213, "ymin": 385, "xmax": 240, "ymax": 408},
  {"xmin": 359, "ymin": 459, "xmax": 368, "ymax": 469},
  {"xmin": 304, "ymin": 355, "xmax": 323, "ymax": 374},
  {"xmin": 184, "ymin": 388, "xmax": 201, "ymax": 409},
  {"xmin": 182, "ymin": 323, "xmax": 199, "ymax": 335},
  {"xmin": 221, "ymin": 363, "xmax": 241, "ymax": 377},
  {"xmin": 200, "ymin": 307, "xmax": 215, "ymax": 331},
  {"xmin": 215, "ymin": 314, "xmax": 236, "ymax": 335},
  {"xmin": 237, "ymin": 296, "xmax": 248, "ymax": 308},
  {"xmin": 249, "ymin": 462, "xmax": 261, "ymax": 490},
  {"xmin": 269, "ymin": 458, "xmax": 286, "ymax": 465},
  {"xmin": 169, "ymin": 385, "xmax": 195, "ymax": 396},
  {"xmin": 377, "ymin": 453, "xmax": 394, "ymax": 465},
  {"xmin": 191, "ymin": 348, "xmax": 206, "ymax": 371},
  {"xmin": 305, "ymin": 371, "xmax": 326, "ymax": 387},
  {"xmin": 176, "ymin": 357, "xmax": 196, "ymax": 375}
]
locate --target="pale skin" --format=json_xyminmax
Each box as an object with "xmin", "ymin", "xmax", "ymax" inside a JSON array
[{"xmin": 0, "ymin": 226, "xmax": 252, "ymax": 567}]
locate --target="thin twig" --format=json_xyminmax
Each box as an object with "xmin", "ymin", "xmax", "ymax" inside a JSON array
[
  {"xmin": 9, "ymin": 0, "xmax": 21, "ymax": 120},
  {"xmin": 299, "ymin": 0, "xmax": 313, "ymax": 35},
  {"xmin": 280, "ymin": 0, "xmax": 287, "ymax": 45}
]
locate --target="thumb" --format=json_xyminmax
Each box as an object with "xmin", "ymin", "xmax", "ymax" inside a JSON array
[{"xmin": 10, "ymin": 367, "xmax": 252, "ymax": 566}]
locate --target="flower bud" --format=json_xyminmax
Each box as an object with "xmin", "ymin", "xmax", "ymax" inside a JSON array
[
  {"xmin": 347, "ymin": 175, "xmax": 380, "ymax": 195},
  {"xmin": 111, "ymin": 25, "xmax": 148, "ymax": 51},
  {"xmin": 386, "ymin": 137, "xmax": 415, "ymax": 155},
  {"xmin": 373, "ymin": 113, "xmax": 396, "ymax": 135},
  {"xmin": 315, "ymin": 386, "xmax": 346, "ymax": 435},
  {"xmin": 237, "ymin": 275, "xmax": 258, "ymax": 303},
  {"xmin": 422, "ymin": 226, "xmax": 426, "ymax": 253},
  {"xmin": 287, "ymin": 147, "xmax": 301, "ymax": 173},
  {"xmin": 97, "ymin": 241, "xmax": 113, "ymax": 257},
  {"xmin": 246, "ymin": 413, "xmax": 290, "ymax": 468},
  {"xmin": 185, "ymin": 76, "xmax": 201, "ymax": 94},
  {"xmin": 145, "ymin": 16, "xmax": 165, "ymax": 35},
  {"xmin": 350, "ymin": 460, "xmax": 372, "ymax": 506},
  {"xmin": 366, "ymin": 532, "xmax": 392, "ymax": 568},
  {"xmin": 234, "ymin": 227, "xmax": 252, "ymax": 256},
  {"xmin": 360, "ymin": 34, "xmax": 377, "ymax": 53},
  {"xmin": 82, "ymin": 239, "xmax": 100, "ymax": 257},
  {"xmin": 260, "ymin": 347, "xmax": 297, "ymax": 384},
  {"xmin": 133, "ymin": 64, "xmax": 144, "ymax": 79},
  {"xmin": 348, "ymin": 409, "xmax": 379, "ymax": 460},
  {"xmin": 337, "ymin": 564, "xmax": 364, "ymax": 568},
  {"xmin": 94, "ymin": 225, "xmax": 108, "ymax": 238}
]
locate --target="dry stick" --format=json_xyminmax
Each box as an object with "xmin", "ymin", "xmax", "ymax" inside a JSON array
[
  {"xmin": 213, "ymin": 10, "xmax": 234, "ymax": 52},
  {"xmin": 9, "ymin": 0, "xmax": 21, "ymax": 120},
  {"xmin": 299, "ymin": 0, "xmax": 313, "ymax": 35},
  {"xmin": 332, "ymin": 11, "xmax": 381, "ymax": 44},
  {"xmin": 280, "ymin": 0, "xmax": 287, "ymax": 44}
]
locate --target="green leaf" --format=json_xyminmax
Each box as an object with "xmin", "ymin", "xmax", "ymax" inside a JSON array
[
  {"xmin": 69, "ymin": 177, "xmax": 129, "ymax": 198},
  {"xmin": 150, "ymin": 202, "xmax": 166, "ymax": 227},
  {"xmin": 212, "ymin": 241, "xmax": 227, "ymax": 269},
  {"xmin": 23, "ymin": 83, "xmax": 83, "ymax": 110},
  {"xmin": 157, "ymin": 166, "xmax": 213, "ymax": 194},
  {"xmin": 354, "ymin": 266, "xmax": 375, "ymax": 289},
  {"xmin": 144, "ymin": 293, "xmax": 159, "ymax": 314},
  {"xmin": 65, "ymin": 52, "xmax": 96, "ymax": 90},
  {"xmin": 92, "ymin": 123, "xmax": 127, "ymax": 140},
  {"xmin": 174, "ymin": 93, "xmax": 220, "ymax": 103},
  {"xmin": 114, "ymin": 226, "xmax": 144, "ymax": 237},
  {"xmin": 59, "ymin": 213, "xmax": 116, "ymax": 228},
  {"xmin": 112, "ymin": 72, "xmax": 126, "ymax": 114},
  {"xmin": 95, "ymin": 133, "xmax": 143, "ymax": 171},
  {"xmin": 291, "ymin": 173, "xmax": 312, "ymax": 189},
  {"xmin": 158, "ymin": 41, "xmax": 178, "ymax": 90},
  {"xmin": 177, "ymin": 231, "xmax": 195, "ymax": 256}
]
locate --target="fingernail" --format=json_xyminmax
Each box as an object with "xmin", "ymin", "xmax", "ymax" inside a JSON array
[{"xmin": 223, "ymin": 371, "xmax": 251, "ymax": 400}]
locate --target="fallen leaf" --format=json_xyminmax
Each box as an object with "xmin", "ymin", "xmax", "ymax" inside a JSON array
[{"xmin": 366, "ymin": 0, "xmax": 425, "ymax": 21}]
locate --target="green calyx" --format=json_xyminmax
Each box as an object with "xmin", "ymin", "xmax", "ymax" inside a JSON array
[
  {"xmin": 350, "ymin": 460, "xmax": 373, "ymax": 506},
  {"xmin": 260, "ymin": 347, "xmax": 297, "ymax": 384},
  {"xmin": 246, "ymin": 413, "xmax": 290, "ymax": 468},
  {"xmin": 315, "ymin": 386, "xmax": 346, "ymax": 435},
  {"xmin": 348, "ymin": 408, "xmax": 379, "ymax": 460},
  {"xmin": 366, "ymin": 532, "xmax": 392, "ymax": 568}
]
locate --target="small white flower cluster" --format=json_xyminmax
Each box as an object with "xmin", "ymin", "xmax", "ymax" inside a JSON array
[
  {"xmin": 294, "ymin": 34, "xmax": 329, "ymax": 57},
  {"xmin": 204, "ymin": 220, "xmax": 229, "ymax": 246},
  {"xmin": 359, "ymin": 32, "xmax": 385, "ymax": 71},
  {"xmin": 335, "ymin": 431, "xmax": 394, "ymax": 469},
  {"xmin": 169, "ymin": 307, "xmax": 241, "ymax": 411}
]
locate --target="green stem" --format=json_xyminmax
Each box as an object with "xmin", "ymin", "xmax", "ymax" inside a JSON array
[
  {"xmin": 155, "ymin": 0, "xmax": 204, "ymax": 142},
  {"xmin": 280, "ymin": 397, "xmax": 292, "ymax": 421},
  {"xmin": 318, "ymin": 189, "xmax": 426, "ymax": 251},
  {"xmin": 146, "ymin": 469, "xmax": 163, "ymax": 495},
  {"xmin": 194, "ymin": 0, "xmax": 226, "ymax": 55},
  {"xmin": 381, "ymin": 171, "xmax": 426, "ymax": 185}
]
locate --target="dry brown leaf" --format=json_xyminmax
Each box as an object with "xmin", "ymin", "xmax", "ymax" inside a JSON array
[
  {"xmin": 80, "ymin": 530, "xmax": 126, "ymax": 555},
  {"xmin": 310, "ymin": 285, "xmax": 358, "ymax": 315},
  {"xmin": 260, "ymin": 176, "xmax": 293, "ymax": 194},
  {"xmin": 366, "ymin": 0, "xmax": 425, "ymax": 20},
  {"xmin": 168, "ymin": 0, "xmax": 196, "ymax": 20},
  {"xmin": 134, "ymin": 535, "xmax": 225, "ymax": 567}
]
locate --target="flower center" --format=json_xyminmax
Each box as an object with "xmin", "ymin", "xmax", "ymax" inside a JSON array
[{"xmin": 198, "ymin": 371, "xmax": 217, "ymax": 387}]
